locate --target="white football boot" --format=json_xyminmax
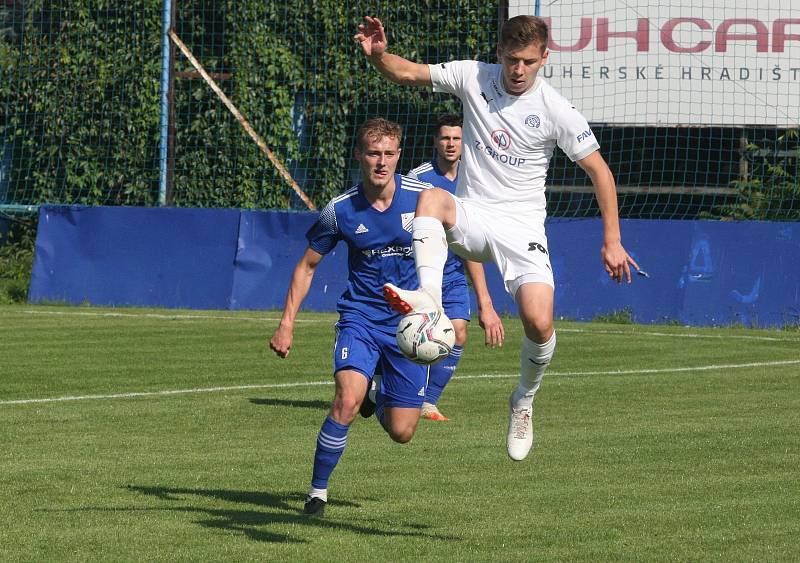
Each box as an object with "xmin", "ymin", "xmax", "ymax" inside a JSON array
[
  {"xmin": 507, "ymin": 390, "xmax": 534, "ymax": 461},
  {"xmin": 421, "ymin": 401, "xmax": 450, "ymax": 421},
  {"xmin": 382, "ymin": 283, "xmax": 440, "ymax": 315}
]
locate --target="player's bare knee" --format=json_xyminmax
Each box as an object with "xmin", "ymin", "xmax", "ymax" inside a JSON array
[
  {"xmin": 453, "ymin": 321, "xmax": 468, "ymax": 346},
  {"xmin": 521, "ymin": 314, "xmax": 554, "ymax": 343},
  {"xmin": 417, "ymin": 187, "xmax": 452, "ymax": 220},
  {"xmin": 388, "ymin": 426, "xmax": 415, "ymax": 444},
  {"xmin": 330, "ymin": 396, "xmax": 360, "ymax": 424}
]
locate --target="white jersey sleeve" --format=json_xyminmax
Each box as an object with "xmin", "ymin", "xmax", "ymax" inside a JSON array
[
  {"xmin": 550, "ymin": 97, "xmax": 600, "ymax": 163},
  {"xmin": 428, "ymin": 60, "xmax": 473, "ymax": 98}
]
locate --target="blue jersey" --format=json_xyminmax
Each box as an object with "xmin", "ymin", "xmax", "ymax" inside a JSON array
[
  {"xmin": 407, "ymin": 160, "xmax": 465, "ymax": 283},
  {"xmin": 306, "ymin": 174, "xmax": 430, "ymax": 329},
  {"xmin": 408, "ymin": 160, "xmax": 458, "ymax": 194}
]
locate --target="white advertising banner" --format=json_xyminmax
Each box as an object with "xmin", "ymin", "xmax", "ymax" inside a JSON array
[{"xmin": 509, "ymin": 1, "xmax": 799, "ymax": 126}]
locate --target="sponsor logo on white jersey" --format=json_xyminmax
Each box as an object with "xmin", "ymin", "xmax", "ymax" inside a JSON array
[
  {"xmin": 491, "ymin": 129, "xmax": 512, "ymax": 150},
  {"xmin": 474, "ymin": 140, "xmax": 526, "ymax": 167},
  {"xmin": 355, "ymin": 223, "xmax": 369, "ymax": 234},
  {"xmin": 525, "ymin": 114, "xmax": 541, "ymax": 128}
]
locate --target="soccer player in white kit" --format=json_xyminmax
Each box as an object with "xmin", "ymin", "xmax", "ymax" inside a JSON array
[{"xmin": 355, "ymin": 15, "xmax": 641, "ymax": 461}]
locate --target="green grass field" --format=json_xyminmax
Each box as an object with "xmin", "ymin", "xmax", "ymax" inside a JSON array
[{"xmin": 1, "ymin": 304, "xmax": 798, "ymax": 561}]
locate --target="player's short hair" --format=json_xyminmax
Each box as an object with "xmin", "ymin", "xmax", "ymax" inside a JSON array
[
  {"xmin": 499, "ymin": 15, "xmax": 548, "ymax": 54},
  {"xmin": 356, "ymin": 118, "xmax": 403, "ymax": 150},
  {"xmin": 435, "ymin": 114, "xmax": 462, "ymax": 136}
]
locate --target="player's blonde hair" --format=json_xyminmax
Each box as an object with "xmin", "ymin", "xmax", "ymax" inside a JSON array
[
  {"xmin": 499, "ymin": 15, "xmax": 549, "ymax": 54},
  {"xmin": 356, "ymin": 118, "xmax": 403, "ymax": 150}
]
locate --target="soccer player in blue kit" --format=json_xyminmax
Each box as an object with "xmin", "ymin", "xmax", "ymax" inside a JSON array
[
  {"xmin": 269, "ymin": 118, "xmax": 438, "ymax": 517},
  {"xmin": 408, "ymin": 114, "xmax": 505, "ymax": 421}
]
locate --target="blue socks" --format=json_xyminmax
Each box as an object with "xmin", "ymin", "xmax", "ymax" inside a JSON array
[
  {"xmin": 425, "ymin": 345, "xmax": 462, "ymax": 404},
  {"xmin": 310, "ymin": 416, "xmax": 350, "ymax": 490}
]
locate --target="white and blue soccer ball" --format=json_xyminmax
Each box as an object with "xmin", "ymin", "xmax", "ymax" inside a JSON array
[{"xmin": 395, "ymin": 309, "xmax": 455, "ymax": 365}]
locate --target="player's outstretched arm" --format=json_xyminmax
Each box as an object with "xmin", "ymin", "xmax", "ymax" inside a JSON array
[
  {"xmin": 269, "ymin": 247, "xmax": 324, "ymax": 359},
  {"xmin": 465, "ymin": 260, "xmax": 505, "ymax": 347},
  {"xmin": 353, "ymin": 16, "xmax": 431, "ymax": 86},
  {"xmin": 577, "ymin": 151, "xmax": 640, "ymax": 284}
]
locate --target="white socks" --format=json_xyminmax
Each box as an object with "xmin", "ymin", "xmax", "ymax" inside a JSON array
[
  {"xmin": 412, "ymin": 216, "xmax": 447, "ymax": 305},
  {"xmin": 308, "ymin": 487, "xmax": 328, "ymax": 502},
  {"xmin": 514, "ymin": 331, "xmax": 556, "ymax": 406}
]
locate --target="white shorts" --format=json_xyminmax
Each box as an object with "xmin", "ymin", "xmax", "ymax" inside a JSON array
[{"xmin": 445, "ymin": 197, "xmax": 554, "ymax": 296}]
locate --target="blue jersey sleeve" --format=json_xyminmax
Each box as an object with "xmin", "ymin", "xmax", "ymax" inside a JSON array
[{"xmin": 306, "ymin": 200, "xmax": 340, "ymax": 255}]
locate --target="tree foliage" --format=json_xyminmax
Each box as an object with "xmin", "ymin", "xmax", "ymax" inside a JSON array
[
  {"xmin": 1, "ymin": 0, "xmax": 497, "ymax": 210},
  {"xmin": 707, "ymin": 130, "xmax": 800, "ymax": 221}
]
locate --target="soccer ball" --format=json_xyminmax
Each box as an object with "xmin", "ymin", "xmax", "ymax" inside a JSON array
[{"xmin": 395, "ymin": 309, "xmax": 455, "ymax": 365}]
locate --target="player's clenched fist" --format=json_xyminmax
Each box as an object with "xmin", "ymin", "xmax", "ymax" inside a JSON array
[{"xmin": 269, "ymin": 325, "xmax": 293, "ymax": 358}]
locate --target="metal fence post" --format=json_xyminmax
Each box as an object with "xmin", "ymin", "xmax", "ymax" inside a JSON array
[{"xmin": 157, "ymin": 0, "xmax": 173, "ymax": 206}]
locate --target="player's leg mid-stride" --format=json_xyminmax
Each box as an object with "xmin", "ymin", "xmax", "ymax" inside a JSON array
[{"xmin": 507, "ymin": 284, "xmax": 557, "ymax": 461}]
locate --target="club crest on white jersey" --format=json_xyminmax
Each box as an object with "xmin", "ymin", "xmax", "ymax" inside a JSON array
[{"xmin": 525, "ymin": 114, "xmax": 541, "ymax": 128}]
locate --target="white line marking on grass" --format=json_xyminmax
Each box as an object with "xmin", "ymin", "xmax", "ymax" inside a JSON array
[
  {"xmin": 557, "ymin": 327, "xmax": 799, "ymax": 342},
  {"xmin": 15, "ymin": 311, "xmax": 798, "ymax": 340},
  {"xmin": 20, "ymin": 310, "xmax": 326, "ymax": 323},
  {"xmin": 459, "ymin": 358, "xmax": 800, "ymax": 381},
  {"xmin": 2, "ymin": 359, "xmax": 797, "ymax": 406},
  {"xmin": 0, "ymin": 380, "xmax": 336, "ymax": 405}
]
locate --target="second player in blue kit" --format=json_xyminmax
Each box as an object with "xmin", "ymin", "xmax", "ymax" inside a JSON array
[{"xmin": 408, "ymin": 114, "xmax": 504, "ymax": 421}]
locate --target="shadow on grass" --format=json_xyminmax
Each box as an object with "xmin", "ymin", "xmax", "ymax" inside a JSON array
[
  {"xmin": 121, "ymin": 485, "xmax": 455, "ymax": 543},
  {"xmin": 248, "ymin": 397, "xmax": 329, "ymax": 410}
]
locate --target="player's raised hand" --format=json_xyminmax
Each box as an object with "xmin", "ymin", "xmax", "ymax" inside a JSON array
[
  {"xmin": 601, "ymin": 240, "xmax": 640, "ymax": 284},
  {"xmin": 354, "ymin": 16, "xmax": 388, "ymax": 58},
  {"xmin": 269, "ymin": 325, "xmax": 294, "ymax": 359},
  {"xmin": 479, "ymin": 306, "xmax": 505, "ymax": 348}
]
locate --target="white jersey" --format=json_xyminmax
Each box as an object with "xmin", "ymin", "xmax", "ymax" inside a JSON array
[{"xmin": 429, "ymin": 60, "xmax": 600, "ymax": 213}]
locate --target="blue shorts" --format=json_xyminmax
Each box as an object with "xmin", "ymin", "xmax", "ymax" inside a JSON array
[
  {"xmin": 442, "ymin": 276, "xmax": 470, "ymax": 321},
  {"xmin": 333, "ymin": 320, "xmax": 429, "ymax": 409}
]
